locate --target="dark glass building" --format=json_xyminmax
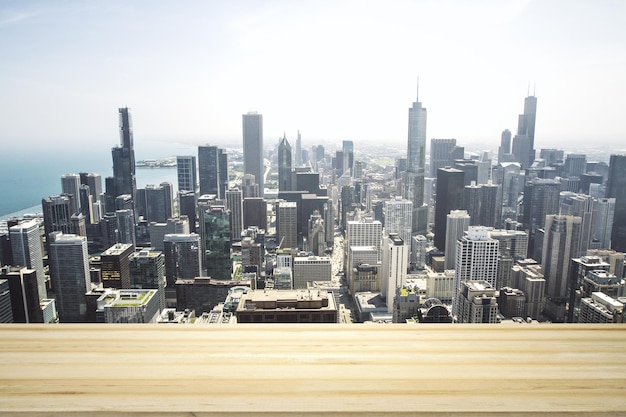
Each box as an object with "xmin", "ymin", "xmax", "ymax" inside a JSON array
[{"xmin": 434, "ymin": 167, "xmax": 464, "ymax": 251}]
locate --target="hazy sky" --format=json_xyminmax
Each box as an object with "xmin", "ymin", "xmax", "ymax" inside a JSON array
[{"xmin": 1, "ymin": 0, "xmax": 625, "ymax": 156}]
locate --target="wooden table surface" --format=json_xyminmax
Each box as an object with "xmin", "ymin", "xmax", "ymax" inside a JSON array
[{"xmin": 0, "ymin": 324, "xmax": 625, "ymax": 416}]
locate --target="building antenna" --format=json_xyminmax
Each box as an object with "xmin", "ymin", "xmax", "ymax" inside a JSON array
[
  {"xmin": 533, "ymin": 82, "xmax": 536, "ymax": 96},
  {"xmin": 527, "ymin": 81, "xmax": 530, "ymax": 96},
  {"xmin": 416, "ymin": 76, "xmax": 420, "ymax": 101}
]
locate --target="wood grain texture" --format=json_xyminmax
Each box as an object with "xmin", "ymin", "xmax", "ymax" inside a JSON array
[{"xmin": 0, "ymin": 324, "xmax": 625, "ymax": 416}]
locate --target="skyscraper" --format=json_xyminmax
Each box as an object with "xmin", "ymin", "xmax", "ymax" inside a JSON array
[
  {"xmin": 295, "ymin": 130, "xmax": 302, "ymax": 166},
  {"xmin": 606, "ymin": 154, "xmax": 626, "ymax": 251},
  {"xmin": 434, "ymin": 167, "xmax": 464, "ymax": 251},
  {"xmin": 523, "ymin": 178, "xmax": 561, "ymax": 258},
  {"xmin": 100, "ymin": 243, "xmax": 134, "ymax": 289},
  {"xmin": 225, "ymin": 189, "xmax": 243, "ymax": 241},
  {"xmin": 381, "ymin": 234, "xmax": 407, "ymax": 312},
  {"xmin": 278, "ymin": 135, "xmax": 292, "ymax": 191},
  {"xmin": 513, "ymin": 96, "xmax": 537, "ymax": 168},
  {"xmin": 9, "ymin": 220, "xmax": 46, "ymax": 299},
  {"xmin": 541, "ymin": 214, "xmax": 582, "ymax": 322},
  {"xmin": 200, "ymin": 206, "xmax": 231, "ymax": 279},
  {"xmin": 590, "ymin": 198, "xmax": 615, "ymax": 250},
  {"xmin": 111, "ymin": 107, "xmax": 137, "ymax": 202},
  {"xmin": 61, "ymin": 173, "xmax": 81, "ymax": 213},
  {"xmin": 276, "ymin": 201, "xmax": 298, "ymax": 249},
  {"xmin": 430, "ymin": 139, "xmax": 457, "ymax": 177},
  {"xmin": 163, "ymin": 234, "xmax": 202, "ymax": 287},
  {"xmin": 176, "ymin": 155, "xmax": 197, "ymax": 193},
  {"xmin": 383, "ymin": 197, "xmax": 413, "ymax": 246},
  {"xmin": 452, "ymin": 226, "xmax": 500, "ymax": 318},
  {"xmin": 48, "ymin": 233, "xmax": 90, "ymax": 323},
  {"xmin": 498, "ymin": 129, "xmax": 512, "ymax": 163},
  {"xmin": 198, "ymin": 146, "xmax": 226, "ymax": 198},
  {"xmin": 129, "ymin": 249, "xmax": 166, "ymax": 312},
  {"xmin": 444, "ymin": 210, "xmax": 470, "ymax": 271},
  {"xmin": 242, "ymin": 112, "xmax": 264, "ymax": 196},
  {"xmin": 403, "ymin": 83, "xmax": 428, "ymax": 235},
  {"xmin": 342, "ymin": 140, "xmax": 354, "ymax": 177},
  {"xmin": 144, "ymin": 182, "xmax": 173, "ymax": 223}
]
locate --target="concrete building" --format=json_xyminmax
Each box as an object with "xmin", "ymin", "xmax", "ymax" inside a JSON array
[
  {"xmin": 456, "ymin": 281, "xmax": 500, "ymax": 324},
  {"xmin": 93, "ymin": 288, "xmax": 160, "ymax": 323},
  {"xmin": 453, "ymin": 227, "xmax": 499, "ymax": 318},
  {"xmin": 292, "ymin": 255, "xmax": 332, "ymax": 289},
  {"xmin": 149, "ymin": 217, "xmax": 190, "ymax": 251},
  {"xmin": 383, "ymin": 197, "xmax": 412, "ymax": 246},
  {"xmin": 444, "ymin": 210, "xmax": 470, "ymax": 270},
  {"xmin": 426, "ymin": 269, "xmax": 456, "ymax": 303},
  {"xmin": 381, "ymin": 234, "xmax": 407, "ymax": 312},
  {"xmin": 411, "ymin": 234, "xmax": 427, "ymax": 271},
  {"xmin": 579, "ymin": 292, "xmax": 624, "ymax": 323},
  {"xmin": 236, "ymin": 289, "xmax": 337, "ymax": 323},
  {"xmin": 0, "ymin": 279, "xmax": 12, "ymax": 323},
  {"xmin": 350, "ymin": 263, "xmax": 381, "ymax": 294},
  {"xmin": 497, "ymin": 287, "xmax": 526, "ymax": 319}
]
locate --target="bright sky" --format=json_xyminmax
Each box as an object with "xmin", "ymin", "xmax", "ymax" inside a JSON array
[{"xmin": 1, "ymin": 0, "xmax": 625, "ymax": 155}]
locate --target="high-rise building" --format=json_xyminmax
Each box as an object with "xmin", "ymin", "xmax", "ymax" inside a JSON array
[
  {"xmin": 144, "ymin": 182, "xmax": 173, "ymax": 223},
  {"xmin": 579, "ymin": 292, "xmax": 624, "ymax": 323},
  {"xmin": 0, "ymin": 267, "xmax": 44, "ymax": 323},
  {"xmin": 100, "ymin": 243, "xmax": 134, "ymax": 289},
  {"xmin": 498, "ymin": 129, "xmax": 512, "ymax": 163},
  {"xmin": 241, "ymin": 174, "xmax": 260, "ymax": 198},
  {"xmin": 444, "ymin": 210, "xmax": 470, "ymax": 271},
  {"xmin": 565, "ymin": 154, "xmax": 587, "ymax": 179},
  {"xmin": 129, "ymin": 249, "xmax": 165, "ymax": 312},
  {"xmin": 456, "ymin": 281, "xmax": 500, "ymax": 323},
  {"xmin": 452, "ymin": 226, "xmax": 500, "ymax": 318},
  {"xmin": 177, "ymin": 190, "xmax": 197, "ymax": 233},
  {"xmin": 111, "ymin": 107, "xmax": 137, "ymax": 204},
  {"xmin": 292, "ymin": 255, "xmax": 332, "ymax": 289},
  {"xmin": 61, "ymin": 173, "xmax": 81, "ymax": 213},
  {"xmin": 430, "ymin": 139, "xmax": 457, "ymax": 177},
  {"xmin": 307, "ymin": 211, "xmax": 325, "ymax": 256},
  {"xmin": 200, "ymin": 206, "xmax": 231, "ymax": 279},
  {"xmin": 278, "ymin": 136, "xmax": 292, "ymax": 191},
  {"xmin": 176, "ymin": 155, "xmax": 197, "ymax": 193},
  {"xmin": 276, "ymin": 201, "xmax": 298, "ymax": 249},
  {"xmin": 590, "ymin": 198, "xmax": 615, "ymax": 250},
  {"xmin": 342, "ymin": 140, "xmax": 354, "ymax": 177},
  {"xmin": 403, "ymin": 83, "xmax": 428, "ymax": 235},
  {"xmin": 0, "ymin": 279, "xmax": 12, "ymax": 323},
  {"xmin": 242, "ymin": 112, "xmax": 264, "ymax": 196},
  {"xmin": 523, "ymin": 178, "xmax": 561, "ymax": 258},
  {"xmin": 83, "ymin": 173, "xmax": 102, "ymax": 204},
  {"xmin": 384, "ymin": 197, "xmax": 413, "ymax": 245},
  {"xmin": 243, "ymin": 197, "xmax": 267, "ymax": 230},
  {"xmin": 295, "ymin": 130, "xmax": 302, "ymax": 166},
  {"xmin": 42, "ymin": 194, "xmax": 77, "ymax": 243},
  {"xmin": 226, "ymin": 189, "xmax": 243, "ymax": 241},
  {"xmin": 541, "ymin": 214, "xmax": 582, "ymax": 322},
  {"xmin": 434, "ymin": 167, "xmax": 464, "ymax": 251},
  {"xmin": 9, "ymin": 220, "xmax": 46, "ymax": 299},
  {"xmin": 345, "ymin": 218, "xmax": 382, "ymax": 261},
  {"xmin": 489, "ymin": 229, "xmax": 529, "ymax": 289},
  {"xmin": 607, "ymin": 154, "xmax": 626, "ymax": 251},
  {"xmin": 568, "ymin": 255, "xmax": 612, "ymax": 322},
  {"xmin": 163, "ymin": 234, "xmax": 201, "ymax": 287},
  {"xmin": 198, "ymin": 146, "xmax": 228, "ymax": 199},
  {"xmin": 516, "ymin": 94, "xmax": 537, "ymax": 165},
  {"xmin": 381, "ymin": 234, "xmax": 407, "ymax": 312},
  {"xmin": 115, "ymin": 209, "xmax": 135, "ymax": 245},
  {"xmin": 48, "ymin": 233, "xmax": 90, "ymax": 322}
]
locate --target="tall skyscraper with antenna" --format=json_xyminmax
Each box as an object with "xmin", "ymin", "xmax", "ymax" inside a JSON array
[
  {"xmin": 512, "ymin": 92, "xmax": 537, "ymax": 168},
  {"xmin": 111, "ymin": 108, "xmax": 137, "ymax": 211},
  {"xmin": 403, "ymin": 80, "xmax": 428, "ymax": 235}
]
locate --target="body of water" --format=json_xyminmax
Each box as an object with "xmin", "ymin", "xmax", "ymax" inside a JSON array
[{"xmin": 0, "ymin": 150, "xmax": 180, "ymax": 219}]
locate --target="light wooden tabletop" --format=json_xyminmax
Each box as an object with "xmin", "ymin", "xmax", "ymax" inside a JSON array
[{"xmin": 1, "ymin": 324, "xmax": 625, "ymax": 416}]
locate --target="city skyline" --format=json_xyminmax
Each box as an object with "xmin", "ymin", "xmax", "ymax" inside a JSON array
[{"xmin": 1, "ymin": 1, "xmax": 626, "ymax": 154}]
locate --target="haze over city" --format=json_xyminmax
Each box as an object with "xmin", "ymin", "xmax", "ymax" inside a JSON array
[{"xmin": 1, "ymin": 0, "xmax": 626, "ymax": 153}]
